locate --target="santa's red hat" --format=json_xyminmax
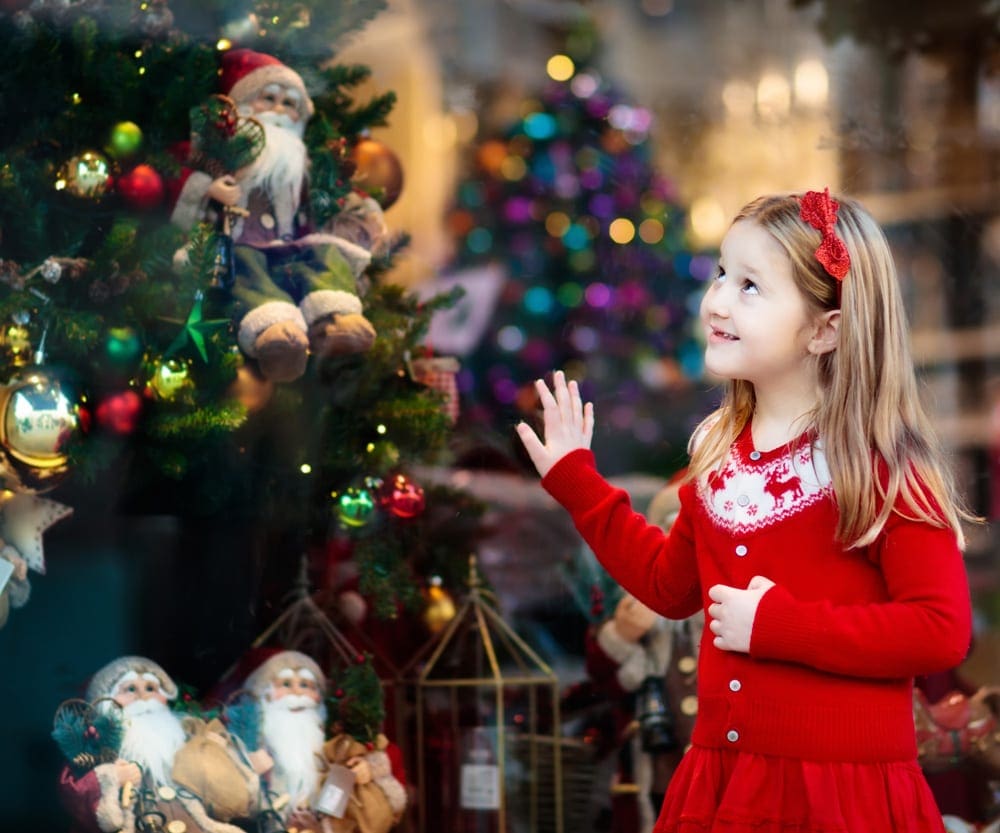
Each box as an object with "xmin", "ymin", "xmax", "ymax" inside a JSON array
[{"xmin": 219, "ymin": 48, "xmax": 314, "ymax": 119}]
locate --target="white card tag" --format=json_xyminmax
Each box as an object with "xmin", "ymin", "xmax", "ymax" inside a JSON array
[
  {"xmin": 460, "ymin": 763, "xmax": 500, "ymax": 810},
  {"xmin": 0, "ymin": 559, "xmax": 14, "ymax": 595},
  {"xmin": 314, "ymin": 764, "xmax": 356, "ymax": 818}
]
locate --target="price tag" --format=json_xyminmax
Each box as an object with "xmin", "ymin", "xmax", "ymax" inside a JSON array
[
  {"xmin": 314, "ymin": 764, "xmax": 356, "ymax": 818},
  {"xmin": 460, "ymin": 763, "xmax": 500, "ymax": 810},
  {"xmin": 0, "ymin": 559, "xmax": 14, "ymax": 596}
]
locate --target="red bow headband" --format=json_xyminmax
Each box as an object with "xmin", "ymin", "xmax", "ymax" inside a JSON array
[{"xmin": 798, "ymin": 188, "xmax": 850, "ymax": 281}]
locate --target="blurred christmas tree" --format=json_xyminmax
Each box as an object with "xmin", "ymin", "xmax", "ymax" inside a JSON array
[
  {"xmin": 0, "ymin": 0, "xmax": 485, "ymax": 664},
  {"xmin": 442, "ymin": 19, "xmax": 714, "ymax": 475}
]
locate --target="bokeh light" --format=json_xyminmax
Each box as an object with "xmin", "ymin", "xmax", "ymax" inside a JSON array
[
  {"xmin": 546, "ymin": 54, "xmax": 576, "ymax": 82},
  {"xmin": 609, "ymin": 217, "xmax": 636, "ymax": 244}
]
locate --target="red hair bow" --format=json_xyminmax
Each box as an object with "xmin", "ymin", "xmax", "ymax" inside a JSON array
[{"xmin": 799, "ymin": 188, "xmax": 850, "ymax": 281}]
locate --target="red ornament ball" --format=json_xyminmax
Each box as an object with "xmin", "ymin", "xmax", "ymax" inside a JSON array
[
  {"xmin": 349, "ymin": 138, "xmax": 404, "ymax": 209},
  {"xmin": 116, "ymin": 164, "xmax": 164, "ymax": 211},
  {"xmin": 377, "ymin": 472, "xmax": 426, "ymax": 519},
  {"xmin": 95, "ymin": 389, "xmax": 143, "ymax": 435}
]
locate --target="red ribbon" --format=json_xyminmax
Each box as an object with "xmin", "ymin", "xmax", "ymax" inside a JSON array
[{"xmin": 799, "ymin": 188, "xmax": 850, "ymax": 281}]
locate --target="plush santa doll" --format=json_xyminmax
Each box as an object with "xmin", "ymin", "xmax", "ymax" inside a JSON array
[
  {"xmin": 170, "ymin": 48, "xmax": 376, "ymax": 383},
  {"xmin": 243, "ymin": 650, "xmax": 406, "ymax": 829},
  {"xmin": 57, "ymin": 656, "xmax": 256, "ymax": 833}
]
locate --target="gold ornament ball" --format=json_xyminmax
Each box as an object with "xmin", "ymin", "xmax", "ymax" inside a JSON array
[
  {"xmin": 55, "ymin": 151, "xmax": 112, "ymax": 200},
  {"xmin": 0, "ymin": 324, "xmax": 32, "ymax": 368},
  {"xmin": 227, "ymin": 363, "xmax": 274, "ymax": 414},
  {"xmin": 149, "ymin": 359, "xmax": 192, "ymax": 401},
  {"xmin": 422, "ymin": 580, "xmax": 457, "ymax": 633},
  {"xmin": 0, "ymin": 366, "xmax": 82, "ymax": 491},
  {"xmin": 350, "ymin": 138, "xmax": 404, "ymax": 209}
]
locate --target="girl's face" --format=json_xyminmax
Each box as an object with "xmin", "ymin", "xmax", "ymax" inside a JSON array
[{"xmin": 700, "ymin": 220, "xmax": 821, "ymax": 393}]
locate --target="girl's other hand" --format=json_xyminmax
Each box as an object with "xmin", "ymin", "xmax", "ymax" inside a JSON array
[
  {"xmin": 707, "ymin": 576, "xmax": 775, "ymax": 653},
  {"xmin": 516, "ymin": 370, "xmax": 594, "ymax": 478}
]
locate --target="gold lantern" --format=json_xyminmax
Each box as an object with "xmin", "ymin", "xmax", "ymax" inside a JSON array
[{"xmin": 403, "ymin": 555, "xmax": 564, "ymax": 833}]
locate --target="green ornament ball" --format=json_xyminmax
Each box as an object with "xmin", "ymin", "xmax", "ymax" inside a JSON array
[
  {"xmin": 108, "ymin": 121, "xmax": 143, "ymax": 159},
  {"xmin": 104, "ymin": 326, "xmax": 142, "ymax": 369},
  {"xmin": 335, "ymin": 486, "xmax": 376, "ymax": 528}
]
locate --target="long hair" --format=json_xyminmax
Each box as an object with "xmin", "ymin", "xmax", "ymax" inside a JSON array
[{"xmin": 688, "ymin": 192, "xmax": 974, "ymax": 548}]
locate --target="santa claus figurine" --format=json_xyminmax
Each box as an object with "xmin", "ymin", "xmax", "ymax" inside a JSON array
[
  {"xmin": 170, "ymin": 48, "xmax": 376, "ymax": 383},
  {"xmin": 57, "ymin": 655, "xmax": 259, "ymax": 833},
  {"xmin": 242, "ymin": 650, "xmax": 406, "ymax": 831}
]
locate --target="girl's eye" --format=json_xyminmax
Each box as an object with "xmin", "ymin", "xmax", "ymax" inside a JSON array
[
  {"xmin": 741, "ymin": 279, "xmax": 759, "ymax": 295},
  {"xmin": 714, "ymin": 267, "xmax": 726, "ymax": 282}
]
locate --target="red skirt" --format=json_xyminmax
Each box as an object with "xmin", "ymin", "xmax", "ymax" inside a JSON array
[{"xmin": 655, "ymin": 745, "xmax": 945, "ymax": 833}]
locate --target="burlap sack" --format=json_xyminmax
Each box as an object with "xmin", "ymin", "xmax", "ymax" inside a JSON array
[
  {"xmin": 318, "ymin": 734, "xmax": 394, "ymax": 833},
  {"xmin": 172, "ymin": 716, "xmax": 260, "ymax": 821}
]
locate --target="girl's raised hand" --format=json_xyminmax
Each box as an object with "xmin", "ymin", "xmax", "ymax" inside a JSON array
[{"xmin": 516, "ymin": 370, "xmax": 594, "ymax": 478}]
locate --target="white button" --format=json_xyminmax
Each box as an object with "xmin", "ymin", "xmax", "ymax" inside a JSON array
[
  {"xmin": 726, "ymin": 729, "xmax": 740, "ymax": 743},
  {"xmin": 737, "ymin": 495, "xmax": 749, "ymax": 506},
  {"xmin": 260, "ymin": 213, "xmax": 276, "ymax": 229},
  {"xmin": 749, "ymin": 450, "xmax": 761, "ymax": 460},
  {"xmin": 729, "ymin": 679, "xmax": 742, "ymax": 692},
  {"xmin": 735, "ymin": 544, "xmax": 748, "ymax": 557}
]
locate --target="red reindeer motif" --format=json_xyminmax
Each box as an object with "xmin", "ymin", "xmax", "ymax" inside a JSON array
[
  {"xmin": 765, "ymin": 475, "xmax": 803, "ymax": 505},
  {"xmin": 708, "ymin": 467, "xmax": 733, "ymax": 495}
]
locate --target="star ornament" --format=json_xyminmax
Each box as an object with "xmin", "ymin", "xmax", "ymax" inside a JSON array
[
  {"xmin": 0, "ymin": 491, "xmax": 73, "ymax": 574},
  {"xmin": 164, "ymin": 290, "xmax": 230, "ymax": 362}
]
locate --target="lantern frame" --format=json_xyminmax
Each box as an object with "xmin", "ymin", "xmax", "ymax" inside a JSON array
[{"xmin": 403, "ymin": 555, "xmax": 564, "ymax": 833}]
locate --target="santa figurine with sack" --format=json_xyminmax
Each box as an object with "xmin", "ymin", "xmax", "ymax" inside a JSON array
[
  {"xmin": 239, "ymin": 650, "xmax": 406, "ymax": 832},
  {"xmin": 171, "ymin": 49, "xmax": 376, "ymax": 383},
  {"xmin": 56, "ymin": 656, "xmax": 263, "ymax": 833}
]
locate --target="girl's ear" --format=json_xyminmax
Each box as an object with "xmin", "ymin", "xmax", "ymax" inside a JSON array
[{"xmin": 808, "ymin": 309, "xmax": 840, "ymax": 356}]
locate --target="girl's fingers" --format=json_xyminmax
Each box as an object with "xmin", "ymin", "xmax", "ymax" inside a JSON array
[
  {"xmin": 568, "ymin": 380, "xmax": 583, "ymax": 429},
  {"xmin": 535, "ymin": 377, "xmax": 557, "ymax": 410},
  {"xmin": 553, "ymin": 370, "xmax": 573, "ymax": 421},
  {"xmin": 583, "ymin": 401, "xmax": 594, "ymax": 446},
  {"xmin": 515, "ymin": 422, "xmax": 552, "ymax": 477}
]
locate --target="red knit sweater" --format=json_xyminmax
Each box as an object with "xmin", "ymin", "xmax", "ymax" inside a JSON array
[{"xmin": 542, "ymin": 427, "xmax": 971, "ymax": 763}]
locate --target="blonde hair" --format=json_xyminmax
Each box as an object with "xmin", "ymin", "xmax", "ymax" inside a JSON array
[{"xmin": 688, "ymin": 192, "xmax": 975, "ymax": 548}]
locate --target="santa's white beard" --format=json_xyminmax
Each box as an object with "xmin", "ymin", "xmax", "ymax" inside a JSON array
[
  {"xmin": 260, "ymin": 695, "xmax": 326, "ymax": 806},
  {"xmin": 118, "ymin": 700, "xmax": 187, "ymax": 786},
  {"xmin": 239, "ymin": 115, "xmax": 309, "ymax": 237}
]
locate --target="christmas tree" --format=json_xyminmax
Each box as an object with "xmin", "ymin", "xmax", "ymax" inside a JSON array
[
  {"xmin": 0, "ymin": 0, "xmax": 485, "ymax": 729},
  {"xmin": 443, "ymin": 19, "xmax": 713, "ymax": 476}
]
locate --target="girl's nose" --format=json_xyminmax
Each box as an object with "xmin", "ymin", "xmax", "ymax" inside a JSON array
[{"xmin": 701, "ymin": 283, "xmax": 730, "ymax": 320}]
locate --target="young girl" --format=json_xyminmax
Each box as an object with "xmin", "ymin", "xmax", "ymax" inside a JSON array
[{"xmin": 516, "ymin": 190, "xmax": 974, "ymax": 832}]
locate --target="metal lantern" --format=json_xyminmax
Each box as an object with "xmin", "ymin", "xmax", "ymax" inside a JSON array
[{"xmin": 403, "ymin": 555, "xmax": 564, "ymax": 833}]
